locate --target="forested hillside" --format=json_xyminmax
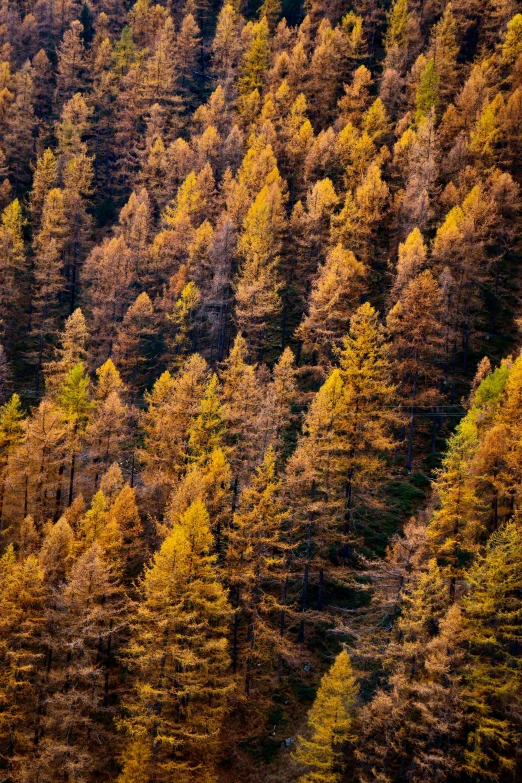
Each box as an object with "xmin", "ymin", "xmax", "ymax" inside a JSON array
[{"xmin": 0, "ymin": 0, "xmax": 521, "ymax": 781}]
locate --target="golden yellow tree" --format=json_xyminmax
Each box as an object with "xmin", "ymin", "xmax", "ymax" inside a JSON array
[
  {"xmin": 118, "ymin": 499, "xmax": 233, "ymax": 783},
  {"xmin": 294, "ymin": 649, "xmax": 358, "ymax": 783}
]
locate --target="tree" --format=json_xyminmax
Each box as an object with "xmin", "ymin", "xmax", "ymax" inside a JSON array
[
  {"xmin": 55, "ymin": 20, "xmax": 88, "ymax": 104},
  {"xmin": 390, "ymin": 227, "xmax": 427, "ymax": 300},
  {"xmin": 32, "ymin": 543, "xmax": 125, "ymax": 783},
  {"xmin": 0, "ymin": 393, "xmax": 24, "ymax": 523},
  {"xmin": 118, "ymin": 499, "xmax": 233, "ymax": 783},
  {"xmin": 384, "ymin": 0, "xmax": 410, "ymax": 72},
  {"xmin": 226, "ymin": 447, "xmax": 287, "ymax": 701},
  {"xmin": 87, "ymin": 360, "xmax": 129, "ymax": 488},
  {"xmin": 187, "ymin": 373, "xmax": 225, "ymax": 466},
  {"xmin": 83, "ymin": 235, "xmax": 134, "ymax": 364},
  {"xmin": 338, "ymin": 302, "xmax": 395, "ymax": 546},
  {"xmin": 0, "ymin": 199, "xmax": 26, "ymax": 346},
  {"xmin": 175, "ymin": 12, "xmax": 201, "ymax": 109},
  {"xmin": 21, "ymin": 399, "xmax": 68, "ymax": 525},
  {"xmin": 240, "ymin": 17, "xmax": 270, "ymax": 98},
  {"xmin": 29, "ymin": 237, "xmax": 66, "ymax": 392},
  {"xmin": 165, "ymin": 280, "xmax": 200, "ymax": 367},
  {"xmin": 294, "ymin": 649, "xmax": 358, "ymax": 783},
  {"xmin": 428, "ymin": 411, "xmax": 483, "ymax": 601},
  {"xmin": 235, "ymin": 181, "xmax": 285, "ymax": 357},
  {"xmin": 462, "ymin": 522, "xmax": 522, "ymax": 779},
  {"xmin": 219, "ymin": 333, "xmax": 265, "ymax": 483},
  {"xmin": 501, "ymin": 13, "xmax": 522, "ymax": 64},
  {"xmin": 355, "ymin": 593, "xmax": 466, "ymax": 783},
  {"xmin": 296, "ymin": 244, "xmax": 365, "ymax": 366},
  {"xmin": 415, "ymin": 58, "xmax": 439, "ymax": 122},
  {"xmin": 430, "ymin": 3, "xmax": 459, "ymax": 101},
  {"xmin": 139, "ymin": 354, "xmax": 209, "ymax": 508},
  {"xmin": 212, "ymin": 3, "xmax": 243, "ymax": 92},
  {"xmin": 3, "ymin": 62, "xmax": 36, "ymax": 194},
  {"xmin": 387, "ymin": 271, "xmax": 444, "ymax": 471},
  {"xmin": 113, "ymin": 292, "xmax": 156, "ymax": 399},
  {"xmin": 44, "ymin": 308, "xmax": 89, "ymax": 398},
  {"xmin": 57, "ymin": 362, "xmax": 93, "ymax": 511}
]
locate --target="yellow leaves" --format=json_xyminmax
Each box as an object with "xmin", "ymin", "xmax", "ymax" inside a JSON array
[
  {"xmin": 79, "ymin": 490, "xmax": 108, "ymax": 548},
  {"xmin": 297, "ymin": 243, "xmax": 365, "ymax": 360},
  {"xmin": 468, "ymin": 93, "xmax": 505, "ymax": 164},
  {"xmin": 294, "ymin": 649, "xmax": 358, "ymax": 783},
  {"xmin": 355, "ymin": 162, "xmax": 389, "ymax": 224},
  {"xmin": 362, "ymin": 98, "xmax": 388, "ymax": 143},
  {"xmin": 166, "ymin": 281, "xmax": 200, "ymax": 360},
  {"xmin": 304, "ymin": 368, "xmax": 345, "ymax": 443},
  {"xmin": 237, "ymin": 135, "xmax": 280, "ymax": 198},
  {"xmin": 432, "ymin": 203, "xmax": 464, "ymax": 257},
  {"xmin": 235, "ymin": 181, "xmax": 285, "ymax": 346},
  {"xmin": 240, "ymin": 16, "xmax": 270, "ymax": 95},
  {"xmin": 163, "ymin": 171, "xmax": 201, "ymax": 229},
  {"xmin": 117, "ymin": 740, "xmax": 151, "ymax": 783},
  {"xmin": 385, "ymin": 0, "xmax": 409, "ymax": 54},
  {"xmin": 306, "ymin": 178, "xmax": 337, "ymax": 222},
  {"xmin": 95, "ymin": 359, "xmax": 124, "ymax": 400},
  {"xmin": 0, "ymin": 198, "xmax": 24, "ymax": 259},
  {"xmin": 238, "ymin": 185, "xmax": 285, "ymax": 265},
  {"xmin": 341, "ymin": 11, "xmax": 365, "ymax": 57},
  {"xmin": 187, "ymin": 374, "xmax": 224, "ymax": 466},
  {"xmin": 501, "ymin": 14, "xmax": 522, "ymax": 64},
  {"xmin": 39, "ymin": 517, "xmax": 75, "ymax": 584},
  {"xmin": 392, "ymin": 227, "xmax": 427, "ymax": 297}
]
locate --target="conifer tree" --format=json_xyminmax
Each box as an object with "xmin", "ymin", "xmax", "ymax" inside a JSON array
[
  {"xmin": 387, "ymin": 270, "xmax": 444, "ymax": 471},
  {"xmin": 113, "ymin": 291, "xmax": 156, "ymax": 399},
  {"xmin": 118, "ymin": 499, "xmax": 232, "ymax": 783},
  {"xmin": 0, "ymin": 393, "xmax": 24, "ymax": 523},
  {"xmin": 338, "ymin": 302, "xmax": 395, "ymax": 546},
  {"xmin": 44, "ymin": 308, "xmax": 89, "ymax": 398},
  {"xmin": 294, "ymin": 649, "xmax": 358, "ymax": 783},
  {"xmin": 0, "ymin": 549, "xmax": 46, "ymax": 779},
  {"xmin": 235, "ymin": 181, "xmax": 285, "ymax": 357},
  {"xmin": 0, "ymin": 199, "xmax": 26, "ymax": 346},
  {"xmin": 226, "ymin": 447, "xmax": 287, "ymax": 700},
  {"xmin": 57, "ymin": 361, "xmax": 93, "ymax": 511},
  {"xmin": 33, "ymin": 543, "xmax": 125, "ymax": 782},
  {"xmin": 139, "ymin": 354, "xmax": 209, "ymax": 507},
  {"xmin": 55, "ymin": 20, "xmax": 88, "ymax": 104},
  {"xmin": 87, "ymin": 360, "xmax": 129, "ymax": 488},
  {"xmin": 462, "ymin": 522, "xmax": 522, "ymax": 779},
  {"xmin": 297, "ymin": 244, "xmax": 365, "ymax": 366},
  {"xmin": 220, "ymin": 333, "xmax": 265, "ymax": 482}
]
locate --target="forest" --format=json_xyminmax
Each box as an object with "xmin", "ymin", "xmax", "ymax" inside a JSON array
[{"xmin": 0, "ymin": 0, "xmax": 521, "ymax": 780}]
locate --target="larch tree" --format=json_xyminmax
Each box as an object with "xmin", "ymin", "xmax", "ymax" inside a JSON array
[
  {"xmin": 226, "ymin": 447, "xmax": 287, "ymax": 703},
  {"xmin": 57, "ymin": 361, "xmax": 93, "ymax": 513},
  {"xmin": 387, "ymin": 270, "xmax": 444, "ymax": 471},
  {"xmin": 0, "ymin": 549, "xmax": 46, "ymax": 779},
  {"xmin": 32, "ymin": 542, "xmax": 126, "ymax": 783},
  {"xmin": 294, "ymin": 649, "xmax": 358, "ymax": 783},
  {"xmin": 462, "ymin": 522, "xmax": 522, "ymax": 780},
  {"xmin": 0, "ymin": 393, "xmax": 24, "ymax": 524},
  {"xmin": 113, "ymin": 291, "xmax": 157, "ymax": 400},
  {"xmin": 0, "ymin": 199, "xmax": 26, "ymax": 347},
  {"xmin": 139, "ymin": 354, "xmax": 209, "ymax": 509},
  {"xmin": 118, "ymin": 499, "xmax": 233, "ymax": 783},
  {"xmin": 296, "ymin": 244, "xmax": 365, "ymax": 367},
  {"xmin": 86, "ymin": 359, "xmax": 129, "ymax": 489},
  {"xmin": 338, "ymin": 302, "xmax": 395, "ymax": 551},
  {"xmin": 234, "ymin": 181, "xmax": 285, "ymax": 358}
]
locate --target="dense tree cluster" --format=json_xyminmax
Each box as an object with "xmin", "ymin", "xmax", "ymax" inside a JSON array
[{"xmin": 0, "ymin": 0, "xmax": 521, "ymax": 781}]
